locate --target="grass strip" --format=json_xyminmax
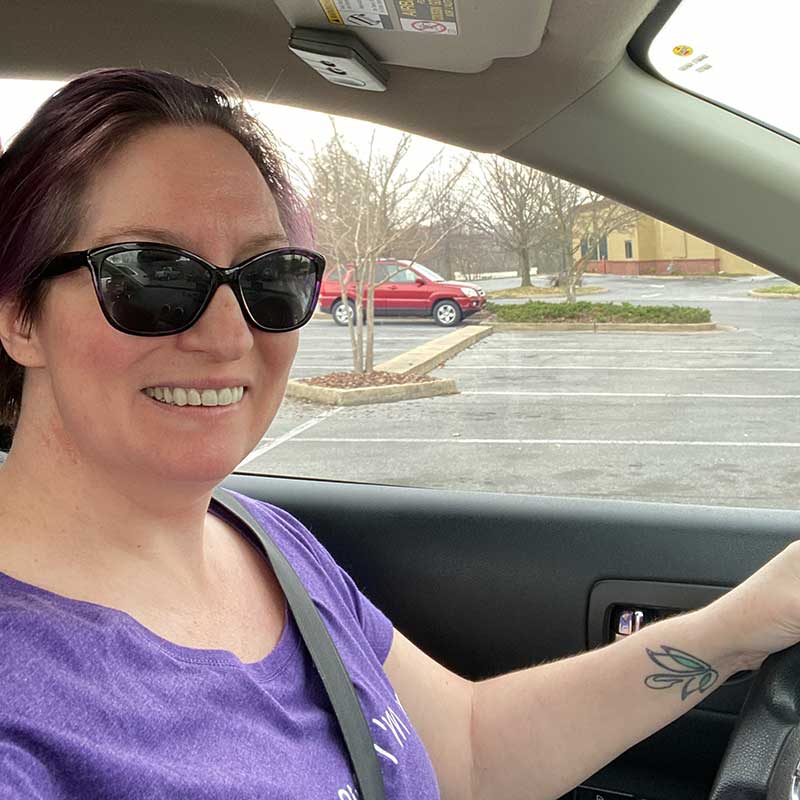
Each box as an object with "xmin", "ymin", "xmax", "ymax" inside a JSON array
[{"xmin": 751, "ymin": 285, "xmax": 800, "ymax": 295}]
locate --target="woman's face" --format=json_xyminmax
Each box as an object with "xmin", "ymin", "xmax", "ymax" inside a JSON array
[{"xmin": 22, "ymin": 124, "xmax": 299, "ymax": 486}]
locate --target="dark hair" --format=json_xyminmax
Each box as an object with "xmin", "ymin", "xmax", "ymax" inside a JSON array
[{"xmin": 0, "ymin": 68, "xmax": 309, "ymax": 443}]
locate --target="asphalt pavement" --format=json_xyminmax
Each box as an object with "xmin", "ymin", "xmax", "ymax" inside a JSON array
[{"xmin": 241, "ymin": 274, "xmax": 800, "ymax": 511}]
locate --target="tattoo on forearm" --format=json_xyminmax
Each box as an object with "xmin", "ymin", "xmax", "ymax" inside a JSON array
[{"xmin": 643, "ymin": 645, "xmax": 719, "ymax": 701}]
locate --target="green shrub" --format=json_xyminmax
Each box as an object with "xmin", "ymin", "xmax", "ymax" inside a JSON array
[{"xmin": 485, "ymin": 301, "xmax": 711, "ymax": 324}]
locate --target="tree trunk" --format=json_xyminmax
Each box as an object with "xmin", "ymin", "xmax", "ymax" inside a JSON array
[
  {"xmin": 350, "ymin": 279, "xmax": 365, "ymax": 374},
  {"xmin": 519, "ymin": 248, "xmax": 532, "ymax": 287},
  {"xmin": 564, "ymin": 246, "xmax": 577, "ymax": 303},
  {"xmin": 342, "ymin": 284, "xmax": 362, "ymax": 374},
  {"xmin": 365, "ymin": 287, "xmax": 375, "ymax": 372}
]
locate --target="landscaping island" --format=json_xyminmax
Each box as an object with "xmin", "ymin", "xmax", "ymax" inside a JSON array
[{"xmin": 485, "ymin": 300, "xmax": 711, "ymax": 324}]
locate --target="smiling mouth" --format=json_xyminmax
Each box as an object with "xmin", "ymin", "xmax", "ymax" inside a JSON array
[{"xmin": 142, "ymin": 386, "xmax": 246, "ymax": 407}]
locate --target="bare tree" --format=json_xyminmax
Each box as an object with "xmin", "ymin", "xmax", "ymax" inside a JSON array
[
  {"xmin": 307, "ymin": 123, "xmax": 469, "ymax": 373},
  {"xmin": 471, "ymin": 155, "xmax": 548, "ymax": 287},
  {"xmin": 541, "ymin": 175, "xmax": 639, "ymax": 302}
]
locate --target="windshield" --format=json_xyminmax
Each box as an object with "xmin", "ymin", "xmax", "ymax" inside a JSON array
[
  {"xmin": 2, "ymin": 79, "xmax": 797, "ymax": 513},
  {"xmin": 410, "ymin": 263, "xmax": 446, "ymax": 282}
]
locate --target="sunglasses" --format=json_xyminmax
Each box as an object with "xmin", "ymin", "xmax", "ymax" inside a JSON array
[{"xmin": 36, "ymin": 242, "xmax": 326, "ymax": 336}]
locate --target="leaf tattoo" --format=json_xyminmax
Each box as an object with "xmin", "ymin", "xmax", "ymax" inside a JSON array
[{"xmin": 644, "ymin": 645, "xmax": 719, "ymax": 701}]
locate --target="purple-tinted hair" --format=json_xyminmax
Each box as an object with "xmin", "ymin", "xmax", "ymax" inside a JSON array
[{"xmin": 0, "ymin": 67, "xmax": 310, "ymax": 443}]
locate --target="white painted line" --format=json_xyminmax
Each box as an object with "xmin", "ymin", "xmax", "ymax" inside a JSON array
[
  {"xmin": 645, "ymin": 297, "xmax": 754, "ymax": 302},
  {"xmin": 297, "ymin": 354, "xmax": 406, "ymax": 361},
  {"xmin": 301, "ymin": 336, "xmax": 435, "ymax": 341},
  {"xmin": 641, "ymin": 293, "xmax": 663, "ymax": 298},
  {"xmin": 236, "ymin": 407, "xmax": 343, "ymax": 467},
  {"xmin": 267, "ymin": 436, "xmax": 800, "ymax": 449},
  {"xmin": 439, "ymin": 365, "xmax": 800, "ymax": 372},
  {"xmin": 460, "ymin": 391, "xmax": 800, "ymax": 399},
  {"xmin": 470, "ymin": 348, "xmax": 775, "ymax": 355}
]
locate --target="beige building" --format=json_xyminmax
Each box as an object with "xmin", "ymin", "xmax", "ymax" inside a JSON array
[{"xmin": 582, "ymin": 214, "xmax": 770, "ymax": 276}]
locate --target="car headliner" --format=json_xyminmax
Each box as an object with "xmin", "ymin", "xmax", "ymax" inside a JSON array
[{"xmin": 2, "ymin": 0, "xmax": 798, "ymax": 282}]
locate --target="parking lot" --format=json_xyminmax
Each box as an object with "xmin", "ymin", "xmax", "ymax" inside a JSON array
[{"xmin": 241, "ymin": 274, "xmax": 800, "ymax": 510}]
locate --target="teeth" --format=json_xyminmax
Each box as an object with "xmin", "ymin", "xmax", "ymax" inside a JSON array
[{"xmin": 144, "ymin": 385, "xmax": 245, "ymax": 407}]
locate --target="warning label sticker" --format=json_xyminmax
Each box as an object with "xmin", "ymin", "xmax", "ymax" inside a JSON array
[
  {"xmin": 318, "ymin": 0, "xmax": 345, "ymax": 24},
  {"xmin": 319, "ymin": 0, "xmax": 394, "ymax": 29},
  {"xmin": 394, "ymin": 0, "xmax": 458, "ymax": 35}
]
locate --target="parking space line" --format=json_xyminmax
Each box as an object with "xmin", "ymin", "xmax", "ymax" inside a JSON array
[
  {"xmin": 237, "ymin": 408, "xmax": 343, "ymax": 467},
  {"xmin": 471, "ymin": 348, "xmax": 775, "ymax": 355},
  {"xmin": 441, "ymin": 366, "xmax": 800, "ymax": 372},
  {"xmin": 277, "ymin": 436, "xmax": 800, "ymax": 448},
  {"xmin": 460, "ymin": 391, "xmax": 800, "ymax": 399}
]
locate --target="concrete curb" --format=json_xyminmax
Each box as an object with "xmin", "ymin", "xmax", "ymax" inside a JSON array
[
  {"xmin": 748, "ymin": 290, "xmax": 800, "ymax": 299},
  {"xmin": 488, "ymin": 321, "xmax": 719, "ymax": 332},
  {"xmin": 376, "ymin": 325, "xmax": 494, "ymax": 376},
  {"xmin": 285, "ymin": 378, "xmax": 459, "ymax": 406},
  {"xmin": 486, "ymin": 287, "xmax": 609, "ymax": 300}
]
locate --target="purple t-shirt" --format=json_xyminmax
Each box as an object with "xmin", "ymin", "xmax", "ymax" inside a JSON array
[{"xmin": 0, "ymin": 490, "xmax": 441, "ymax": 799}]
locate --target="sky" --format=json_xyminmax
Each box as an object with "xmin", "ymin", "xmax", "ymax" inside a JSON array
[{"xmin": 0, "ymin": 78, "xmax": 467, "ymax": 172}]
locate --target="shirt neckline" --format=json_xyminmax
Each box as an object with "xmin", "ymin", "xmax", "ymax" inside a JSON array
[{"xmin": 0, "ymin": 501, "xmax": 300, "ymax": 677}]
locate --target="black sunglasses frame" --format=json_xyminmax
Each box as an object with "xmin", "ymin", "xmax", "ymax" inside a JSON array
[{"xmin": 36, "ymin": 242, "xmax": 326, "ymax": 336}]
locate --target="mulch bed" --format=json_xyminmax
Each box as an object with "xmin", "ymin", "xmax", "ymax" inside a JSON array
[{"xmin": 298, "ymin": 370, "xmax": 436, "ymax": 389}]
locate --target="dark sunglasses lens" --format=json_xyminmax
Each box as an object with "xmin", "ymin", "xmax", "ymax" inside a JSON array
[
  {"xmin": 240, "ymin": 252, "xmax": 319, "ymax": 330},
  {"xmin": 98, "ymin": 250, "xmax": 212, "ymax": 334}
]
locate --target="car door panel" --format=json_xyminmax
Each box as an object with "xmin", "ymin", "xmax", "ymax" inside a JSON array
[
  {"xmin": 383, "ymin": 267, "xmax": 430, "ymax": 315},
  {"xmin": 223, "ymin": 472, "xmax": 800, "ymax": 800}
]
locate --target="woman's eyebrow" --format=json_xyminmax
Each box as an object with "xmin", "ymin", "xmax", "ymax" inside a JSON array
[
  {"xmin": 93, "ymin": 227, "xmax": 290, "ymax": 252},
  {"xmin": 237, "ymin": 232, "xmax": 291, "ymax": 252}
]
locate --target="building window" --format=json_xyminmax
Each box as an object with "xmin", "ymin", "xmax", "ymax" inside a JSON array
[
  {"xmin": 580, "ymin": 236, "xmax": 609, "ymax": 260},
  {"xmin": 624, "ymin": 239, "xmax": 633, "ymax": 259}
]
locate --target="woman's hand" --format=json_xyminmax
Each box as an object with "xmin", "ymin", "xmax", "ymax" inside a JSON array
[{"xmin": 705, "ymin": 540, "xmax": 800, "ymax": 672}]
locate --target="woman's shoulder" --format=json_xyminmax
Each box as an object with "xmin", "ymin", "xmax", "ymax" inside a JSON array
[
  {"xmin": 220, "ymin": 490, "xmax": 334, "ymax": 568},
  {"xmin": 0, "ymin": 576, "xmax": 69, "ymax": 693},
  {"xmin": 0, "ymin": 569, "xmax": 116, "ymax": 667}
]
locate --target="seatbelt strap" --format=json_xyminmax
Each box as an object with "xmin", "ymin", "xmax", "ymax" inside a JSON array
[{"xmin": 210, "ymin": 487, "xmax": 387, "ymax": 800}]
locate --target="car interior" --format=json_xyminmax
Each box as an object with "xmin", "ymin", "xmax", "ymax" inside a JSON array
[{"xmin": 2, "ymin": 1, "xmax": 800, "ymax": 798}]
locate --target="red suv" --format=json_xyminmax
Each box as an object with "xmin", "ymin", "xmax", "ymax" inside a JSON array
[{"xmin": 318, "ymin": 259, "xmax": 486, "ymax": 327}]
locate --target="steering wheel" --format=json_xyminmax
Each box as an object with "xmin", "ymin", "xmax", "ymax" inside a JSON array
[{"xmin": 710, "ymin": 643, "xmax": 800, "ymax": 799}]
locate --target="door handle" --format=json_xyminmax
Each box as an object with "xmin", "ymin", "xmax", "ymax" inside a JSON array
[{"xmin": 614, "ymin": 607, "xmax": 658, "ymax": 640}]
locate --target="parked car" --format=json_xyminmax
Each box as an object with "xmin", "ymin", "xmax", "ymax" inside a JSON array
[{"xmin": 318, "ymin": 259, "xmax": 485, "ymax": 326}]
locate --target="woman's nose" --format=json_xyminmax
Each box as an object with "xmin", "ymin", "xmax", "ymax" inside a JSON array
[{"xmin": 175, "ymin": 283, "xmax": 254, "ymax": 358}]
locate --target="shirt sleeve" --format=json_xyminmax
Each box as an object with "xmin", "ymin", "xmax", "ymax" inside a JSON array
[{"xmin": 246, "ymin": 497, "xmax": 396, "ymax": 664}]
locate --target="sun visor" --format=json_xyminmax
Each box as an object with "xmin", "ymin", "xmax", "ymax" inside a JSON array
[{"xmin": 273, "ymin": 0, "xmax": 552, "ymax": 73}]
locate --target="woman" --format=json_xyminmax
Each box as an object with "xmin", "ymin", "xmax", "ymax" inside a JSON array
[{"xmin": 0, "ymin": 68, "xmax": 799, "ymax": 800}]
